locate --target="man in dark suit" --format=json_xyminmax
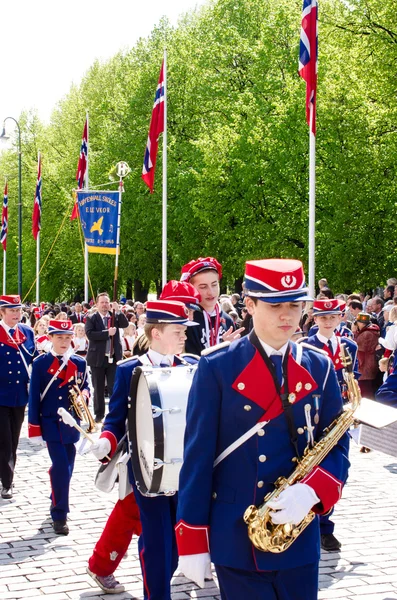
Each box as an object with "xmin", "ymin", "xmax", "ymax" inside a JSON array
[
  {"xmin": 70, "ymin": 302, "xmax": 85, "ymax": 324},
  {"xmin": 85, "ymin": 293, "xmax": 128, "ymax": 422}
]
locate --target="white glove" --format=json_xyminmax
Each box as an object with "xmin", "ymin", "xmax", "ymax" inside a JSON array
[
  {"xmin": 178, "ymin": 553, "xmax": 212, "ymax": 588},
  {"xmin": 267, "ymin": 483, "xmax": 320, "ymax": 525},
  {"xmin": 30, "ymin": 436, "xmax": 46, "ymax": 447},
  {"xmin": 88, "ymin": 438, "xmax": 111, "ymax": 460}
]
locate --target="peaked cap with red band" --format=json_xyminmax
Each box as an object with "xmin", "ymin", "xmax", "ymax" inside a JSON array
[
  {"xmin": 180, "ymin": 257, "xmax": 222, "ymax": 282},
  {"xmin": 160, "ymin": 280, "xmax": 201, "ymax": 310},
  {"xmin": 146, "ymin": 300, "xmax": 198, "ymax": 326},
  {"xmin": 0, "ymin": 295, "xmax": 22, "ymax": 309},
  {"xmin": 337, "ymin": 299, "xmax": 346, "ymax": 313},
  {"xmin": 48, "ymin": 319, "xmax": 74, "ymax": 335},
  {"xmin": 243, "ymin": 259, "xmax": 312, "ymax": 303},
  {"xmin": 313, "ymin": 299, "xmax": 341, "ymax": 316}
]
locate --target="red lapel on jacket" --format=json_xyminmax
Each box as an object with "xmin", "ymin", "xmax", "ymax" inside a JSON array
[
  {"xmin": 232, "ymin": 348, "xmax": 319, "ymax": 422},
  {"xmin": 323, "ymin": 341, "xmax": 343, "ymax": 372},
  {"xmin": 0, "ymin": 325, "xmax": 27, "ymax": 348}
]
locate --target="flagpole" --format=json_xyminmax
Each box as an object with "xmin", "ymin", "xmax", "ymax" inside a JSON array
[
  {"xmin": 2, "ymin": 250, "xmax": 5, "ymax": 295},
  {"xmin": 308, "ymin": 103, "xmax": 316, "ymax": 299},
  {"xmin": 162, "ymin": 48, "xmax": 167, "ymax": 289},
  {"xmin": 84, "ymin": 111, "xmax": 89, "ymax": 303},
  {"xmin": 36, "ymin": 231, "xmax": 40, "ymax": 304}
]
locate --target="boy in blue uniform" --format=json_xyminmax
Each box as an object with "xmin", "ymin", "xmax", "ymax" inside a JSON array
[
  {"xmin": 86, "ymin": 299, "xmax": 199, "ymax": 598},
  {"xmin": 28, "ymin": 319, "xmax": 90, "ymax": 535},
  {"xmin": 176, "ymin": 259, "xmax": 350, "ymax": 600},
  {"xmin": 305, "ymin": 298, "xmax": 359, "ymax": 552},
  {"xmin": 0, "ymin": 294, "xmax": 36, "ymax": 499}
]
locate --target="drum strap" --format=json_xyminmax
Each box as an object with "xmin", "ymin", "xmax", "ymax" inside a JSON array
[{"xmin": 213, "ymin": 420, "xmax": 269, "ymax": 468}]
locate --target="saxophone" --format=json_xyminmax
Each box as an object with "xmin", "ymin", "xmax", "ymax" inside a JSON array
[
  {"xmin": 69, "ymin": 384, "xmax": 97, "ymax": 433},
  {"xmin": 243, "ymin": 344, "xmax": 360, "ymax": 553}
]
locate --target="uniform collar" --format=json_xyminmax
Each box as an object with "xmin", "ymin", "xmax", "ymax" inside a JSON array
[
  {"xmin": 50, "ymin": 349, "xmax": 68, "ymax": 363},
  {"xmin": 317, "ymin": 331, "xmax": 337, "ymax": 352},
  {"xmin": 0, "ymin": 320, "xmax": 14, "ymax": 334},
  {"xmin": 147, "ymin": 348, "xmax": 174, "ymax": 366},
  {"xmin": 257, "ymin": 337, "xmax": 289, "ymax": 359}
]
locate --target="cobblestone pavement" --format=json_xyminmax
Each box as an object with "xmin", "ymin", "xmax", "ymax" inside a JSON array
[{"xmin": 1, "ymin": 418, "xmax": 397, "ymax": 600}]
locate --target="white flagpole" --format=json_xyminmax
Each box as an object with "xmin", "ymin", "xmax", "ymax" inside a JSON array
[
  {"xmin": 84, "ymin": 111, "xmax": 89, "ymax": 303},
  {"xmin": 308, "ymin": 103, "xmax": 316, "ymax": 299},
  {"xmin": 2, "ymin": 249, "xmax": 6, "ymax": 295},
  {"xmin": 36, "ymin": 151, "xmax": 40, "ymax": 305},
  {"xmin": 162, "ymin": 49, "xmax": 167, "ymax": 289}
]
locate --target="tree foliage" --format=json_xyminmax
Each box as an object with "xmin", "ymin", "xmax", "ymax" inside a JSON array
[{"xmin": 1, "ymin": 0, "xmax": 397, "ymax": 300}]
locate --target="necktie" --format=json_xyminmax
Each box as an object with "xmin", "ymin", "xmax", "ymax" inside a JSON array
[
  {"xmin": 9, "ymin": 328, "xmax": 15, "ymax": 337},
  {"xmin": 270, "ymin": 354, "xmax": 283, "ymax": 387},
  {"xmin": 327, "ymin": 340, "xmax": 334, "ymax": 356}
]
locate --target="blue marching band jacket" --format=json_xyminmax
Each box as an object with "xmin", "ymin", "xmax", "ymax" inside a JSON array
[
  {"xmin": 28, "ymin": 353, "xmax": 90, "ymax": 444},
  {"xmin": 175, "ymin": 336, "xmax": 350, "ymax": 571},
  {"xmin": 305, "ymin": 333, "xmax": 359, "ymax": 389},
  {"xmin": 0, "ymin": 323, "xmax": 36, "ymax": 407}
]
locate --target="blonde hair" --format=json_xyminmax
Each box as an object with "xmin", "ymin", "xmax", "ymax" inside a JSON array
[{"xmin": 390, "ymin": 306, "xmax": 397, "ymax": 323}]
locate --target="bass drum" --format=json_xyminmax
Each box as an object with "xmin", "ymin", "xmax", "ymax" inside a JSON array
[{"xmin": 128, "ymin": 365, "xmax": 197, "ymax": 496}]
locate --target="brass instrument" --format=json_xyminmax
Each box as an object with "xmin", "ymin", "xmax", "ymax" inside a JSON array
[
  {"xmin": 243, "ymin": 344, "xmax": 360, "ymax": 553},
  {"xmin": 69, "ymin": 384, "xmax": 97, "ymax": 433}
]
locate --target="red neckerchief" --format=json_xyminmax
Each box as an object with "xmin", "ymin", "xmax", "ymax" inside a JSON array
[{"xmin": 204, "ymin": 304, "xmax": 221, "ymax": 347}]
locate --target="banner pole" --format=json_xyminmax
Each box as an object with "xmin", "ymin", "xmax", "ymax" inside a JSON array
[
  {"xmin": 36, "ymin": 231, "xmax": 40, "ymax": 305},
  {"xmin": 108, "ymin": 178, "xmax": 123, "ymax": 364},
  {"xmin": 308, "ymin": 103, "xmax": 316, "ymax": 299},
  {"xmin": 162, "ymin": 48, "xmax": 167, "ymax": 289},
  {"xmin": 84, "ymin": 110, "xmax": 89, "ymax": 303},
  {"xmin": 2, "ymin": 250, "xmax": 6, "ymax": 295}
]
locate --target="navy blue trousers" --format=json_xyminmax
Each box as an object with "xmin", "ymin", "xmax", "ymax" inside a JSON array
[
  {"xmin": 319, "ymin": 509, "xmax": 334, "ymax": 535},
  {"xmin": 47, "ymin": 442, "xmax": 76, "ymax": 521},
  {"xmin": 215, "ymin": 562, "xmax": 319, "ymax": 600},
  {"xmin": 133, "ymin": 482, "xmax": 178, "ymax": 600}
]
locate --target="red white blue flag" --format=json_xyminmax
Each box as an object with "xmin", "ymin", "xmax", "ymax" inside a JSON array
[
  {"xmin": 32, "ymin": 152, "xmax": 42, "ymax": 240},
  {"xmin": 142, "ymin": 61, "xmax": 165, "ymax": 193},
  {"xmin": 71, "ymin": 119, "xmax": 88, "ymax": 220},
  {"xmin": 1, "ymin": 181, "xmax": 8, "ymax": 251},
  {"xmin": 299, "ymin": 0, "xmax": 318, "ymax": 134}
]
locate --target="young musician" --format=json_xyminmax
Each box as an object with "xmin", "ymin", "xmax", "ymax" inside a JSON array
[
  {"xmin": 305, "ymin": 298, "xmax": 359, "ymax": 552},
  {"xmin": 28, "ymin": 320, "xmax": 90, "ymax": 535},
  {"xmin": 181, "ymin": 257, "xmax": 244, "ymax": 355},
  {"xmin": 86, "ymin": 300, "xmax": 199, "ymax": 597},
  {"xmin": 0, "ymin": 295, "xmax": 36, "ymax": 499},
  {"xmin": 176, "ymin": 259, "xmax": 350, "ymax": 600}
]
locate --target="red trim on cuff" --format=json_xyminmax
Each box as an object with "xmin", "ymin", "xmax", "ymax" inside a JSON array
[
  {"xmin": 28, "ymin": 424, "xmax": 42, "ymax": 438},
  {"xmin": 301, "ymin": 466, "xmax": 343, "ymax": 514},
  {"xmin": 384, "ymin": 349, "xmax": 392, "ymax": 358},
  {"xmin": 175, "ymin": 520, "xmax": 210, "ymax": 555},
  {"xmin": 100, "ymin": 431, "xmax": 117, "ymax": 456}
]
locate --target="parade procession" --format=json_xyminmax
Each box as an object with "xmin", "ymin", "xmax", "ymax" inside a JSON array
[{"xmin": 1, "ymin": 0, "xmax": 397, "ymax": 599}]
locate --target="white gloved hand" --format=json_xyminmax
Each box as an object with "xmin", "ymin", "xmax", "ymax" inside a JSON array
[
  {"xmin": 267, "ymin": 483, "xmax": 320, "ymax": 525},
  {"xmin": 30, "ymin": 436, "xmax": 46, "ymax": 447},
  {"xmin": 87, "ymin": 438, "xmax": 111, "ymax": 460},
  {"xmin": 178, "ymin": 553, "xmax": 212, "ymax": 588}
]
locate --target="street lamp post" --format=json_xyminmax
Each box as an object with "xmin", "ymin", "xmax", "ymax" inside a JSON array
[{"xmin": 0, "ymin": 117, "xmax": 22, "ymax": 297}]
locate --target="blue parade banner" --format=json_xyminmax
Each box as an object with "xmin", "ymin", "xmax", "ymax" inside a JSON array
[{"xmin": 76, "ymin": 191, "xmax": 120, "ymax": 255}]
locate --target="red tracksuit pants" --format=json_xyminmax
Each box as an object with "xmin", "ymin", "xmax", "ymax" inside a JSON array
[{"xmin": 88, "ymin": 491, "xmax": 142, "ymax": 576}]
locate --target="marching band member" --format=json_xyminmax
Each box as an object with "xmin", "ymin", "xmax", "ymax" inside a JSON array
[
  {"xmin": 176, "ymin": 259, "xmax": 350, "ymax": 600},
  {"xmin": 86, "ymin": 300, "xmax": 199, "ymax": 597},
  {"xmin": 305, "ymin": 299, "xmax": 359, "ymax": 552},
  {"xmin": 0, "ymin": 295, "xmax": 36, "ymax": 500},
  {"xmin": 28, "ymin": 319, "xmax": 90, "ymax": 535},
  {"xmin": 180, "ymin": 256, "xmax": 244, "ymax": 355}
]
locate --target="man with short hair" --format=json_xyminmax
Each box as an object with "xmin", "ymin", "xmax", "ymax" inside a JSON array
[
  {"xmin": 0, "ymin": 295, "xmax": 36, "ymax": 499},
  {"xmin": 85, "ymin": 293, "xmax": 128, "ymax": 422},
  {"xmin": 70, "ymin": 302, "xmax": 84, "ymax": 324}
]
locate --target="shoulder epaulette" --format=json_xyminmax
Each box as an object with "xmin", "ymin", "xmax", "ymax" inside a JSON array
[
  {"xmin": 201, "ymin": 341, "xmax": 231, "ymax": 357},
  {"xmin": 299, "ymin": 342, "xmax": 329, "ymax": 357},
  {"xmin": 180, "ymin": 353, "xmax": 201, "ymax": 361},
  {"xmin": 33, "ymin": 353, "xmax": 44, "ymax": 362},
  {"xmin": 117, "ymin": 356, "xmax": 137, "ymax": 366}
]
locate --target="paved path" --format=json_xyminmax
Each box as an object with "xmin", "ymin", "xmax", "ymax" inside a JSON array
[{"xmin": 1, "ymin": 419, "xmax": 397, "ymax": 600}]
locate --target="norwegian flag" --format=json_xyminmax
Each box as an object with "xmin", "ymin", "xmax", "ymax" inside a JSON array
[
  {"xmin": 299, "ymin": 0, "xmax": 318, "ymax": 134},
  {"xmin": 1, "ymin": 181, "xmax": 8, "ymax": 251},
  {"xmin": 142, "ymin": 61, "xmax": 165, "ymax": 193},
  {"xmin": 32, "ymin": 152, "xmax": 42, "ymax": 240},
  {"xmin": 71, "ymin": 119, "xmax": 88, "ymax": 220}
]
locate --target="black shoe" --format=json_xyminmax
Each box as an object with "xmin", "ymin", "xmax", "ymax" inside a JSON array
[
  {"xmin": 321, "ymin": 533, "xmax": 341, "ymax": 552},
  {"xmin": 1, "ymin": 487, "xmax": 13, "ymax": 499},
  {"xmin": 52, "ymin": 520, "xmax": 69, "ymax": 535}
]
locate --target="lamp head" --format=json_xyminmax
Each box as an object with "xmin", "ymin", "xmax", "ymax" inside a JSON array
[{"xmin": 0, "ymin": 125, "xmax": 9, "ymax": 140}]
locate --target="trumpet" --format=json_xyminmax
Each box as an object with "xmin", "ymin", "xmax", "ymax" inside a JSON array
[{"xmin": 69, "ymin": 384, "xmax": 97, "ymax": 433}]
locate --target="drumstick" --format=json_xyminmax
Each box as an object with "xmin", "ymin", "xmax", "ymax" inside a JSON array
[{"xmin": 57, "ymin": 408, "xmax": 111, "ymax": 461}]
